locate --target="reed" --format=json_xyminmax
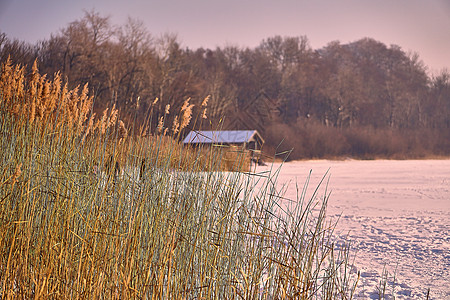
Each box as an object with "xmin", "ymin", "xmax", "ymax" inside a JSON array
[{"xmin": 0, "ymin": 59, "xmax": 359, "ymax": 298}]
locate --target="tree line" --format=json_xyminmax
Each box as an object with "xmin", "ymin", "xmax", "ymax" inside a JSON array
[{"xmin": 1, "ymin": 10, "xmax": 449, "ymax": 159}]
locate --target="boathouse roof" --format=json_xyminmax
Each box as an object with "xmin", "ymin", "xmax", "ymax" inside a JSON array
[{"xmin": 182, "ymin": 130, "xmax": 264, "ymax": 145}]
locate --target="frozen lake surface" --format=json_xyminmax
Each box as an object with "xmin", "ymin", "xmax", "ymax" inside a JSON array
[{"xmin": 256, "ymin": 159, "xmax": 450, "ymax": 299}]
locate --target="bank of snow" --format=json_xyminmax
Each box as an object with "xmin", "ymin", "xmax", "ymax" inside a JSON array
[{"xmin": 256, "ymin": 159, "xmax": 450, "ymax": 299}]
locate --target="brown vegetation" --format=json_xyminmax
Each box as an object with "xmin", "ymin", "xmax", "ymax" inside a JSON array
[{"xmin": 265, "ymin": 120, "xmax": 450, "ymax": 160}]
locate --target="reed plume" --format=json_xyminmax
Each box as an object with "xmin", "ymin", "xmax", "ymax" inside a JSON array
[
  {"xmin": 157, "ymin": 116, "xmax": 164, "ymax": 134},
  {"xmin": 172, "ymin": 115, "xmax": 180, "ymax": 135},
  {"xmin": 108, "ymin": 104, "xmax": 119, "ymax": 128},
  {"xmin": 165, "ymin": 103, "xmax": 170, "ymax": 115},
  {"xmin": 179, "ymin": 97, "xmax": 194, "ymax": 130},
  {"xmin": 98, "ymin": 108, "xmax": 109, "ymax": 135},
  {"xmin": 118, "ymin": 120, "xmax": 128, "ymax": 139},
  {"xmin": 201, "ymin": 95, "xmax": 210, "ymax": 120},
  {"xmin": 201, "ymin": 95, "xmax": 210, "ymax": 107}
]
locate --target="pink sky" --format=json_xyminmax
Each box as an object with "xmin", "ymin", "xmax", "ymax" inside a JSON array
[{"xmin": 0, "ymin": 0, "xmax": 449, "ymax": 74}]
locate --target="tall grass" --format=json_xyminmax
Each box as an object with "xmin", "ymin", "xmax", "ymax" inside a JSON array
[{"xmin": 0, "ymin": 58, "xmax": 359, "ymax": 298}]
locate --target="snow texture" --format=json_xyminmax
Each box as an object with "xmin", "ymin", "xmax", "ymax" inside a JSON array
[{"xmin": 256, "ymin": 159, "xmax": 449, "ymax": 299}]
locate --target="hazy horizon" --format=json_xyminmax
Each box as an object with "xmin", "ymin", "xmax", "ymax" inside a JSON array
[{"xmin": 0, "ymin": 0, "xmax": 449, "ymax": 74}]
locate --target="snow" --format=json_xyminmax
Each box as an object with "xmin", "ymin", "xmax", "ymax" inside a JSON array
[{"xmin": 256, "ymin": 159, "xmax": 450, "ymax": 299}]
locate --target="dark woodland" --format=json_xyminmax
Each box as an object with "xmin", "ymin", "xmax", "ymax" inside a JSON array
[{"xmin": 1, "ymin": 11, "xmax": 449, "ymax": 159}]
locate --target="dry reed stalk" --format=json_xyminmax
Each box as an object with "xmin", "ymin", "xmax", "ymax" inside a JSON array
[
  {"xmin": 165, "ymin": 103, "xmax": 170, "ymax": 115},
  {"xmin": 1, "ymin": 162, "xmax": 22, "ymax": 190},
  {"xmin": 180, "ymin": 98, "xmax": 194, "ymax": 131},
  {"xmin": 0, "ymin": 57, "xmax": 13, "ymax": 101},
  {"xmin": 96, "ymin": 107, "xmax": 109, "ymax": 135},
  {"xmin": 81, "ymin": 113, "xmax": 96, "ymax": 143},
  {"xmin": 201, "ymin": 95, "xmax": 210, "ymax": 107},
  {"xmin": 76, "ymin": 83, "xmax": 92, "ymax": 131},
  {"xmin": 157, "ymin": 116, "xmax": 164, "ymax": 134},
  {"xmin": 109, "ymin": 104, "xmax": 119, "ymax": 127},
  {"xmin": 11, "ymin": 162, "xmax": 21, "ymax": 186},
  {"xmin": 118, "ymin": 120, "xmax": 128, "ymax": 140},
  {"xmin": 172, "ymin": 115, "xmax": 180, "ymax": 135}
]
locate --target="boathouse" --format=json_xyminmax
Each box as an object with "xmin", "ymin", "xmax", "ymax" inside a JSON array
[{"xmin": 183, "ymin": 130, "xmax": 265, "ymax": 165}]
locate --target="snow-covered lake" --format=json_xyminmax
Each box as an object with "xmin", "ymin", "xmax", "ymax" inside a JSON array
[{"xmin": 256, "ymin": 159, "xmax": 449, "ymax": 299}]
